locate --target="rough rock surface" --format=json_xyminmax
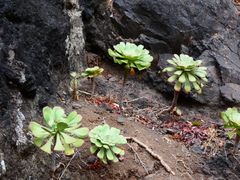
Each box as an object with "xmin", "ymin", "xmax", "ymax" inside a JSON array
[
  {"xmin": 0, "ymin": 0, "xmax": 86, "ymax": 179},
  {"xmin": 0, "ymin": 0, "xmax": 240, "ymax": 179},
  {"xmin": 82, "ymin": 0, "xmax": 240, "ymax": 106}
]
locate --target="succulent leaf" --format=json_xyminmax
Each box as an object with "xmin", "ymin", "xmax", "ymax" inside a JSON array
[
  {"xmin": 192, "ymin": 82, "xmax": 200, "ymax": 91},
  {"xmin": 168, "ymin": 75, "xmax": 178, "ymax": 83},
  {"xmin": 178, "ymin": 73, "xmax": 186, "ymax": 83},
  {"xmin": 62, "ymin": 141, "xmax": 74, "ymax": 156},
  {"xmin": 90, "ymin": 139, "xmax": 103, "ymax": 147},
  {"xmin": 67, "ymin": 114, "xmax": 82, "ymax": 126},
  {"xmin": 111, "ymin": 146, "xmax": 122, "ymax": 154},
  {"xmin": 107, "ymin": 149, "xmax": 114, "ymax": 160},
  {"xmin": 64, "ymin": 123, "xmax": 81, "ymax": 132},
  {"xmin": 60, "ymin": 132, "xmax": 78, "ymax": 144},
  {"xmin": 43, "ymin": 107, "xmax": 53, "ymax": 126},
  {"xmin": 54, "ymin": 107, "xmax": 65, "ymax": 122},
  {"xmin": 103, "ymin": 145, "xmax": 110, "ymax": 149},
  {"xmin": 90, "ymin": 146, "xmax": 98, "ymax": 154},
  {"xmin": 57, "ymin": 122, "xmax": 68, "ymax": 132},
  {"xmin": 33, "ymin": 137, "xmax": 45, "ymax": 147},
  {"xmin": 97, "ymin": 148, "xmax": 105, "ymax": 159},
  {"xmin": 40, "ymin": 136, "xmax": 54, "ymax": 154},
  {"xmin": 112, "ymin": 155, "xmax": 119, "ymax": 162},
  {"xmin": 54, "ymin": 134, "xmax": 65, "ymax": 151},
  {"xmin": 162, "ymin": 66, "xmax": 178, "ymax": 72},
  {"xmin": 72, "ymin": 139, "xmax": 84, "ymax": 147},
  {"xmin": 228, "ymin": 131, "xmax": 235, "ymax": 139},
  {"xmin": 174, "ymin": 70, "xmax": 183, "ymax": 76},
  {"xmin": 66, "ymin": 111, "xmax": 77, "ymax": 123},
  {"xmin": 174, "ymin": 81, "xmax": 182, "ymax": 91},
  {"xmin": 187, "ymin": 73, "xmax": 196, "ymax": 82},
  {"xmin": 184, "ymin": 78, "xmax": 191, "ymax": 92},
  {"xmin": 71, "ymin": 127, "xmax": 89, "ymax": 138}
]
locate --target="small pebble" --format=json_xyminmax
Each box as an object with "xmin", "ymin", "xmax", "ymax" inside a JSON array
[
  {"xmin": 109, "ymin": 77, "xmax": 118, "ymax": 82},
  {"xmin": 72, "ymin": 103, "xmax": 82, "ymax": 109},
  {"xmin": 117, "ymin": 117, "xmax": 125, "ymax": 124}
]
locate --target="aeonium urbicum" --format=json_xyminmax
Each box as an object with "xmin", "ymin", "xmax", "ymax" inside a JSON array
[
  {"xmin": 29, "ymin": 106, "xmax": 89, "ymax": 155},
  {"xmin": 81, "ymin": 66, "xmax": 104, "ymax": 97},
  {"xmin": 108, "ymin": 42, "xmax": 153, "ymax": 115},
  {"xmin": 70, "ymin": 72, "xmax": 81, "ymax": 100},
  {"xmin": 162, "ymin": 54, "xmax": 208, "ymax": 113},
  {"xmin": 220, "ymin": 107, "xmax": 240, "ymax": 153},
  {"xmin": 89, "ymin": 124, "xmax": 127, "ymax": 164},
  {"xmin": 108, "ymin": 42, "xmax": 153, "ymax": 75}
]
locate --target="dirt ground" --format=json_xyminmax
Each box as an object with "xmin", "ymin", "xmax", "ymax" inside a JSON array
[{"xmin": 50, "ymin": 60, "xmax": 240, "ymax": 180}]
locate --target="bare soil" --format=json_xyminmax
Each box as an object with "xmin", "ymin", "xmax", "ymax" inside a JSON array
[{"xmin": 47, "ymin": 60, "xmax": 240, "ymax": 180}]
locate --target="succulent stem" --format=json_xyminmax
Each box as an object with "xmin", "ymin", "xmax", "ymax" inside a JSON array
[
  {"xmin": 233, "ymin": 134, "xmax": 240, "ymax": 153},
  {"xmin": 51, "ymin": 152, "xmax": 56, "ymax": 172},
  {"xmin": 119, "ymin": 69, "xmax": 129, "ymax": 116},
  {"xmin": 168, "ymin": 90, "xmax": 180, "ymax": 113},
  {"xmin": 91, "ymin": 77, "xmax": 95, "ymax": 97}
]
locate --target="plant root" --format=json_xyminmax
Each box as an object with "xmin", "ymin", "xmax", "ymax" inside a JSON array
[{"xmin": 126, "ymin": 137, "xmax": 175, "ymax": 175}]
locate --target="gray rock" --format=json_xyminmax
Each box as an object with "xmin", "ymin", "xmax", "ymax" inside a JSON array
[
  {"xmin": 72, "ymin": 103, "xmax": 83, "ymax": 109},
  {"xmin": 109, "ymin": 77, "xmax": 119, "ymax": 82},
  {"xmin": 220, "ymin": 83, "xmax": 240, "ymax": 105}
]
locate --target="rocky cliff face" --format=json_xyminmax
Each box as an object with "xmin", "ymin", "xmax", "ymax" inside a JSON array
[
  {"xmin": 0, "ymin": 0, "xmax": 86, "ymax": 179},
  {"xmin": 83, "ymin": 0, "xmax": 240, "ymax": 106},
  {"xmin": 0, "ymin": 0, "xmax": 239, "ymax": 178}
]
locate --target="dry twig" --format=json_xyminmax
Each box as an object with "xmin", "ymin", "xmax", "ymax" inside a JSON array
[
  {"xmin": 126, "ymin": 137, "xmax": 175, "ymax": 175},
  {"xmin": 58, "ymin": 151, "xmax": 79, "ymax": 179},
  {"xmin": 127, "ymin": 143, "xmax": 149, "ymax": 174}
]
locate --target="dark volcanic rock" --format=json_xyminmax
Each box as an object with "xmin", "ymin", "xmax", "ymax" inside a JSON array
[
  {"xmin": 0, "ymin": 0, "xmax": 86, "ymax": 179},
  {"xmin": 83, "ymin": 0, "xmax": 240, "ymax": 106},
  {"xmin": 220, "ymin": 83, "xmax": 240, "ymax": 105},
  {"xmin": 0, "ymin": 0, "xmax": 69, "ymax": 104}
]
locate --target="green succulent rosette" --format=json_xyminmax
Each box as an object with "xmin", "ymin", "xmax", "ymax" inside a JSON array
[
  {"xmin": 220, "ymin": 107, "xmax": 240, "ymax": 139},
  {"xmin": 70, "ymin": 72, "xmax": 81, "ymax": 91},
  {"xmin": 108, "ymin": 42, "xmax": 153, "ymax": 73},
  {"xmin": 81, "ymin": 66, "xmax": 104, "ymax": 78},
  {"xmin": 89, "ymin": 124, "xmax": 127, "ymax": 164},
  {"xmin": 29, "ymin": 106, "xmax": 89, "ymax": 155},
  {"xmin": 163, "ymin": 54, "xmax": 208, "ymax": 94}
]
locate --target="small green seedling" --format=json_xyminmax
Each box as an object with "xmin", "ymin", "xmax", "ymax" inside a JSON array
[
  {"xmin": 89, "ymin": 124, "xmax": 127, "ymax": 164},
  {"xmin": 108, "ymin": 42, "xmax": 153, "ymax": 115},
  {"xmin": 163, "ymin": 54, "xmax": 208, "ymax": 113},
  {"xmin": 29, "ymin": 106, "xmax": 89, "ymax": 155},
  {"xmin": 81, "ymin": 66, "xmax": 104, "ymax": 97},
  {"xmin": 70, "ymin": 72, "xmax": 81, "ymax": 100},
  {"xmin": 220, "ymin": 107, "xmax": 240, "ymax": 153}
]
